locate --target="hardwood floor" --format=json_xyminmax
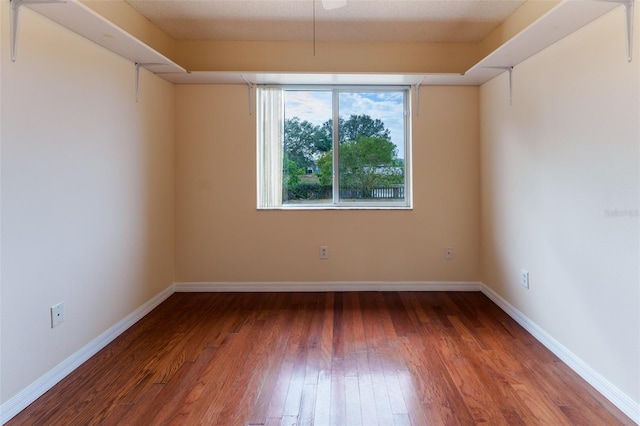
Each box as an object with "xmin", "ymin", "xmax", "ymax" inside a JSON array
[{"xmin": 8, "ymin": 292, "xmax": 634, "ymax": 425}]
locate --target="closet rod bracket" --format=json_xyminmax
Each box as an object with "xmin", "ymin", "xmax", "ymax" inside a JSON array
[{"xmin": 10, "ymin": 0, "xmax": 66, "ymax": 62}]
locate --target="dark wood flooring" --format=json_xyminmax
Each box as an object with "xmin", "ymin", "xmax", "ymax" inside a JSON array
[{"xmin": 7, "ymin": 292, "xmax": 634, "ymax": 425}]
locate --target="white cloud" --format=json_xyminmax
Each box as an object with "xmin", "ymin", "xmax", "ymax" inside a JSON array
[{"xmin": 284, "ymin": 91, "xmax": 332, "ymax": 126}]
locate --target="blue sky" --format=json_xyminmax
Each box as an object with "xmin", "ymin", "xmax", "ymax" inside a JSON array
[{"xmin": 284, "ymin": 90, "xmax": 406, "ymax": 159}]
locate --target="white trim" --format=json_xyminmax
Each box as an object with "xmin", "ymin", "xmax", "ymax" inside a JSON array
[
  {"xmin": 174, "ymin": 281, "xmax": 482, "ymax": 292},
  {"xmin": 480, "ymin": 284, "xmax": 640, "ymax": 424},
  {"xmin": 0, "ymin": 284, "xmax": 176, "ymax": 424}
]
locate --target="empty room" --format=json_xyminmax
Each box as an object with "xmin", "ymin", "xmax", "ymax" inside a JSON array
[{"xmin": 1, "ymin": 0, "xmax": 638, "ymax": 424}]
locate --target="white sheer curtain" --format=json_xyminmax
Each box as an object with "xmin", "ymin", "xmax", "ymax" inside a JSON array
[{"xmin": 256, "ymin": 87, "xmax": 284, "ymax": 208}]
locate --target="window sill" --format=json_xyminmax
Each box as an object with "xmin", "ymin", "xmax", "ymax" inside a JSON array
[{"xmin": 258, "ymin": 204, "xmax": 413, "ymax": 211}]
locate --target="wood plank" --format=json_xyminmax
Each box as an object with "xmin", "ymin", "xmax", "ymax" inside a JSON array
[
  {"xmin": 102, "ymin": 347, "xmax": 218, "ymax": 425},
  {"xmin": 245, "ymin": 301, "xmax": 297, "ymax": 425},
  {"xmin": 399, "ymin": 333, "xmax": 474, "ymax": 425},
  {"xmin": 313, "ymin": 369, "xmax": 332, "ymax": 426},
  {"xmin": 179, "ymin": 323, "xmax": 258, "ymax": 424},
  {"xmin": 329, "ymin": 356, "xmax": 346, "ymax": 425},
  {"xmin": 319, "ymin": 292, "xmax": 335, "ymax": 371},
  {"xmin": 303, "ymin": 294, "xmax": 327, "ymax": 386},
  {"xmin": 345, "ymin": 375, "xmax": 363, "ymax": 425},
  {"xmin": 361, "ymin": 292, "xmax": 388, "ymax": 349},
  {"xmin": 385, "ymin": 292, "xmax": 416, "ymax": 337},
  {"xmin": 217, "ymin": 306, "xmax": 295, "ymax": 425},
  {"xmin": 265, "ymin": 299, "xmax": 315, "ymax": 420},
  {"xmin": 367, "ymin": 348, "xmax": 396, "ymax": 425},
  {"xmin": 298, "ymin": 383, "xmax": 318, "ymax": 425},
  {"xmin": 355, "ymin": 350, "xmax": 379, "ymax": 426},
  {"xmin": 7, "ymin": 292, "xmax": 633, "ymax": 426}
]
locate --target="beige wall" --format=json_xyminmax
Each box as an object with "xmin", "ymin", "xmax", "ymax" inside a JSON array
[
  {"xmin": 169, "ymin": 0, "xmax": 558, "ymax": 75},
  {"xmin": 78, "ymin": 0, "xmax": 556, "ymax": 76},
  {"xmin": 480, "ymin": 7, "xmax": 639, "ymax": 406},
  {"xmin": 0, "ymin": 6, "xmax": 175, "ymax": 404},
  {"xmin": 175, "ymin": 85, "xmax": 480, "ymax": 283},
  {"xmin": 173, "ymin": 40, "xmax": 479, "ymax": 74}
]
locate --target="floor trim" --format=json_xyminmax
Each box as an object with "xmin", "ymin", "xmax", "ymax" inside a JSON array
[
  {"xmin": 174, "ymin": 281, "xmax": 483, "ymax": 292},
  {"xmin": 480, "ymin": 284, "xmax": 639, "ymax": 424},
  {"xmin": 0, "ymin": 284, "xmax": 176, "ymax": 424}
]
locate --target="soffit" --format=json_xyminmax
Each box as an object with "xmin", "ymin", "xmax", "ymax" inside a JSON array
[{"xmin": 123, "ymin": 0, "xmax": 527, "ymax": 43}]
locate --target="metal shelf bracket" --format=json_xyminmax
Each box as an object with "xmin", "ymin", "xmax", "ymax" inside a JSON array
[
  {"xmin": 485, "ymin": 66, "xmax": 514, "ymax": 105},
  {"xmin": 599, "ymin": 0, "xmax": 634, "ymax": 61},
  {"xmin": 414, "ymin": 76, "xmax": 426, "ymax": 116},
  {"xmin": 135, "ymin": 62, "xmax": 164, "ymax": 102},
  {"xmin": 10, "ymin": 0, "xmax": 65, "ymax": 62},
  {"xmin": 241, "ymin": 75, "xmax": 254, "ymax": 115}
]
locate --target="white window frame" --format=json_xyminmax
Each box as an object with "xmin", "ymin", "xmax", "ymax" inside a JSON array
[{"xmin": 257, "ymin": 85, "xmax": 412, "ymax": 210}]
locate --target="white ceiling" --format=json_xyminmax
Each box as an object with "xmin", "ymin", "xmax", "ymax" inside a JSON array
[{"xmin": 124, "ymin": 0, "xmax": 527, "ymax": 43}]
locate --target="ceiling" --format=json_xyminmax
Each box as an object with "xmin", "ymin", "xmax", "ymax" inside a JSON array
[
  {"xmin": 24, "ymin": 0, "xmax": 623, "ymax": 85},
  {"xmin": 124, "ymin": 0, "xmax": 527, "ymax": 43}
]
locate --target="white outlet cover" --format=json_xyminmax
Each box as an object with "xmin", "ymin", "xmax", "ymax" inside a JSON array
[
  {"xmin": 51, "ymin": 303, "xmax": 64, "ymax": 328},
  {"xmin": 319, "ymin": 246, "xmax": 329, "ymax": 259},
  {"xmin": 445, "ymin": 247, "xmax": 453, "ymax": 260},
  {"xmin": 520, "ymin": 270, "xmax": 529, "ymax": 289}
]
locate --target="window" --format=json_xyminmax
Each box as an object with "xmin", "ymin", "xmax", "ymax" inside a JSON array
[{"xmin": 257, "ymin": 86, "xmax": 411, "ymax": 209}]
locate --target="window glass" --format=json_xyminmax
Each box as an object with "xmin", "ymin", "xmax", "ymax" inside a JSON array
[
  {"xmin": 259, "ymin": 86, "xmax": 411, "ymax": 209},
  {"xmin": 337, "ymin": 90, "xmax": 406, "ymax": 203},
  {"xmin": 283, "ymin": 90, "xmax": 333, "ymax": 204}
]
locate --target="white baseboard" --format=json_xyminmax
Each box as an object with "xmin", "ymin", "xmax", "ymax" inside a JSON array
[
  {"xmin": 174, "ymin": 281, "xmax": 483, "ymax": 292},
  {"xmin": 0, "ymin": 284, "xmax": 176, "ymax": 424},
  {"xmin": 480, "ymin": 284, "xmax": 639, "ymax": 424}
]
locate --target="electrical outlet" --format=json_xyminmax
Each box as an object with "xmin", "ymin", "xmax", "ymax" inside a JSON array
[
  {"xmin": 445, "ymin": 247, "xmax": 454, "ymax": 260},
  {"xmin": 51, "ymin": 302, "xmax": 64, "ymax": 328},
  {"xmin": 319, "ymin": 245, "xmax": 329, "ymax": 259},
  {"xmin": 520, "ymin": 269, "xmax": 529, "ymax": 289}
]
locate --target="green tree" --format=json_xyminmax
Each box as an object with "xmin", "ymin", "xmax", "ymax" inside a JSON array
[
  {"xmin": 284, "ymin": 118, "xmax": 331, "ymax": 169},
  {"xmin": 317, "ymin": 152, "xmax": 333, "ymax": 186},
  {"xmin": 283, "ymin": 156, "xmax": 306, "ymax": 190},
  {"xmin": 339, "ymin": 136, "xmax": 403, "ymax": 197},
  {"xmin": 317, "ymin": 136, "xmax": 403, "ymax": 198},
  {"xmin": 286, "ymin": 114, "xmax": 391, "ymax": 170},
  {"xmin": 322, "ymin": 114, "xmax": 391, "ymax": 144},
  {"xmin": 286, "ymin": 113, "xmax": 403, "ymax": 200}
]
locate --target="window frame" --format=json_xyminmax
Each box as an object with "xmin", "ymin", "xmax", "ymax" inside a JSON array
[{"xmin": 258, "ymin": 84, "xmax": 413, "ymax": 210}]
